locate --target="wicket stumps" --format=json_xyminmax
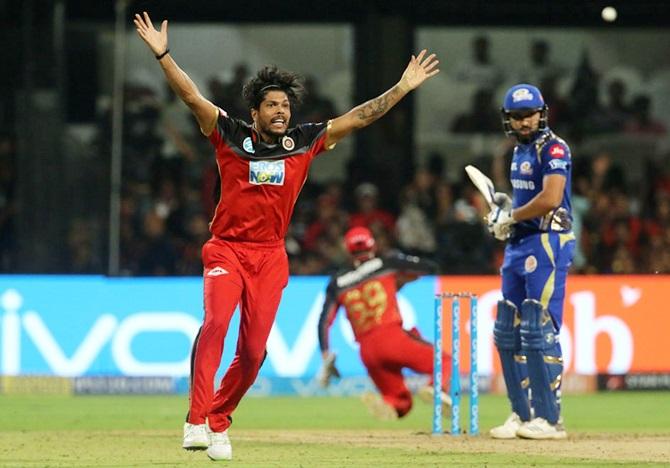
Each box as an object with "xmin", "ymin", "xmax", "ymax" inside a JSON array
[{"xmin": 432, "ymin": 292, "xmax": 478, "ymax": 436}]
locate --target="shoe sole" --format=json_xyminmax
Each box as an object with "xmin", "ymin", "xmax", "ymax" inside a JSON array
[
  {"xmin": 417, "ymin": 387, "xmax": 452, "ymax": 410},
  {"xmin": 207, "ymin": 454, "xmax": 232, "ymax": 460},
  {"xmin": 416, "ymin": 387, "xmax": 432, "ymax": 405},
  {"xmin": 207, "ymin": 450, "xmax": 232, "ymax": 461},
  {"xmin": 490, "ymin": 432, "xmax": 519, "ymax": 439},
  {"xmin": 517, "ymin": 431, "xmax": 567, "ymax": 440},
  {"xmin": 361, "ymin": 393, "xmax": 398, "ymax": 421},
  {"xmin": 183, "ymin": 439, "xmax": 209, "ymax": 451}
]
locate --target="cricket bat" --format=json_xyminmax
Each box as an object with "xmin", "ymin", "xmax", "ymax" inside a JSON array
[{"xmin": 465, "ymin": 165, "xmax": 497, "ymax": 210}]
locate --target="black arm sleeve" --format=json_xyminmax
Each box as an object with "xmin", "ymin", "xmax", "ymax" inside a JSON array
[
  {"xmin": 383, "ymin": 253, "xmax": 439, "ymax": 275},
  {"xmin": 317, "ymin": 280, "xmax": 339, "ymax": 352}
]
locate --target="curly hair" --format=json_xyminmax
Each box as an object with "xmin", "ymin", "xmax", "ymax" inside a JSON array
[{"xmin": 242, "ymin": 65, "xmax": 306, "ymax": 110}]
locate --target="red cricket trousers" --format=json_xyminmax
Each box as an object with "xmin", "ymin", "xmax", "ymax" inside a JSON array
[
  {"xmin": 188, "ymin": 237, "xmax": 288, "ymax": 432},
  {"xmin": 359, "ymin": 324, "xmax": 451, "ymax": 417}
]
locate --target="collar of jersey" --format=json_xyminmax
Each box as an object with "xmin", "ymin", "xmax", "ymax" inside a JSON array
[
  {"xmin": 250, "ymin": 126, "xmax": 279, "ymax": 149},
  {"xmin": 242, "ymin": 125, "xmax": 298, "ymax": 160}
]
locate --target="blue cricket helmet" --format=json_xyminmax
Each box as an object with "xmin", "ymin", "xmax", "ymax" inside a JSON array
[
  {"xmin": 500, "ymin": 83, "xmax": 549, "ymax": 138},
  {"xmin": 503, "ymin": 84, "xmax": 545, "ymax": 111}
]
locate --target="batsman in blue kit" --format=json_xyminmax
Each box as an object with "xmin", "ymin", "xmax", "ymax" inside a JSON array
[{"xmin": 487, "ymin": 84, "xmax": 574, "ymax": 440}]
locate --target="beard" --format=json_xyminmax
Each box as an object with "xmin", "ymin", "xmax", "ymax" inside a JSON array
[
  {"xmin": 515, "ymin": 126, "xmax": 537, "ymax": 143},
  {"xmin": 258, "ymin": 121, "xmax": 288, "ymax": 141},
  {"xmin": 264, "ymin": 126, "xmax": 287, "ymax": 137}
]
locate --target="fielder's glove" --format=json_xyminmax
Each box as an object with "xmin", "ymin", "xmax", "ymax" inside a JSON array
[
  {"xmin": 317, "ymin": 351, "xmax": 341, "ymax": 388},
  {"xmin": 493, "ymin": 192, "xmax": 513, "ymax": 211},
  {"xmin": 487, "ymin": 206, "xmax": 515, "ymax": 241}
]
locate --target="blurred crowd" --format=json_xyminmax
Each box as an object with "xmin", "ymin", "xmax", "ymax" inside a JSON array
[
  {"xmin": 4, "ymin": 34, "xmax": 670, "ymax": 276},
  {"xmin": 0, "ymin": 132, "xmax": 16, "ymax": 271},
  {"xmin": 448, "ymin": 36, "xmax": 668, "ymax": 140}
]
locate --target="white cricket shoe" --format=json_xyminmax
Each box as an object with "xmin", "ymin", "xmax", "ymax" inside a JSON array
[
  {"xmin": 516, "ymin": 417, "xmax": 567, "ymax": 440},
  {"xmin": 207, "ymin": 430, "xmax": 233, "ymax": 461},
  {"xmin": 361, "ymin": 392, "xmax": 399, "ymax": 421},
  {"xmin": 182, "ymin": 422, "xmax": 209, "ymax": 450},
  {"xmin": 489, "ymin": 412, "xmax": 523, "ymax": 439},
  {"xmin": 417, "ymin": 385, "xmax": 453, "ymax": 411}
]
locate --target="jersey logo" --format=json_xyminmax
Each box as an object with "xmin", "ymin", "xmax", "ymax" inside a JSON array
[
  {"xmin": 524, "ymin": 255, "xmax": 537, "ymax": 273},
  {"xmin": 549, "ymin": 144, "xmax": 565, "ymax": 158},
  {"xmin": 249, "ymin": 160, "xmax": 285, "ymax": 185},
  {"xmin": 242, "ymin": 137, "xmax": 255, "ymax": 154},
  {"xmin": 206, "ymin": 266, "xmax": 229, "ymax": 277},
  {"xmin": 281, "ymin": 136, "xmax": 295, "ymax": 151},
  {"xmin": 520, "ymin": 161, "xmax": 533, "ymax": 175},
  {"xmin": 512, "ymin": 88, "xmax": 534, "ymax": 103},
  {"xmin": 548, "ymin": 159, "xmax": 568, "ymax": 171}
]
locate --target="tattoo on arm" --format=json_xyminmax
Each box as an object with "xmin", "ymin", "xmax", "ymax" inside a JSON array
[{"xmin": 355, "ymin": 86, "xmax": 402, "ymax": 124}]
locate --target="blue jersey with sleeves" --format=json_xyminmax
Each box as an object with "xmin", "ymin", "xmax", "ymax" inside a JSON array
[{"xmin": 510, "ymin": 128, "xmax": 573, "ymax": 240}]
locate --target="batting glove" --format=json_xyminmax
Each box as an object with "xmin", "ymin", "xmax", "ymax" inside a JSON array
[
  {"xmin": 493, "ymin": 192, "xmax": 513, "ymax": 211},
  {"xmin": 487, "ymin": 206, "xmax": 515, "ymax": 241}
]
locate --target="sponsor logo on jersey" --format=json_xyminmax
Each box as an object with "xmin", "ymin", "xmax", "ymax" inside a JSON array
[
  {"xmin": 548, "ymin": 159, "xmax": 568, "ymax": 171},
  {"xmin": 524, "ymin": 255, "xmax": 537, "ymax": 273},
  {"xmin": 512, "ymin": 88, "xmax": 534, "ymax": 103},
  {"xmin": 281, "ymin": 136, "xmax": 295, "ymax": 151},
  {"xmin": 511, "ymin": 162, "xmax": 518, "ymax": 171},
  {"xmin": 207, "ymin": 266, "xmax": 229, "ymax": 277},
  {"xmin": 242, "ymin": 137, "xmax": 255, "ymax": 154},
  {"xmin": 520, "ymin": 161, "xmax": 533, "ymax": 175},
  {"xmin": 249, "ymin": 160, "xmax": 285, "ymax": 185},
  {"xmin": 549, "ymin": 144, "xmax": 565, "ymax": 158},
  {"xmin": 511, "ymin": 179, "xmax": 536, "ymax": 190}
]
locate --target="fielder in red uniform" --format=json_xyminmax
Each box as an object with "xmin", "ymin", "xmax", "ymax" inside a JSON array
[
  {"xmin": 317, "ymin": 227, "xmax": 452, "ymax": 420},
  {"xmin": 134, "ymin": 11, "xmax": 440, "ymax": 461}
]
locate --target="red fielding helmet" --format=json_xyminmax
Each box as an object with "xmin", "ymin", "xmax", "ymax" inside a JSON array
[{"xmin": 344, "ymin": 226, "xmax": 376, "ymax": 255}]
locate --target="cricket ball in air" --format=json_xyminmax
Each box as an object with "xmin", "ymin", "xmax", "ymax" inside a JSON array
[{"xmin": 601, "ymin": 6, "xmax": 617, "ymax": 22}]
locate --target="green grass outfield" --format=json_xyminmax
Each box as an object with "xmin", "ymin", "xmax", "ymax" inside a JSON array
[{"xmin": 0, "ymin": 392, "xmax": 668, "ymax": 467}]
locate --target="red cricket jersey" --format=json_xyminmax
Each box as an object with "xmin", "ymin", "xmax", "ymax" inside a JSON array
[
  {"xmin": 317, "ymin": 254, "xmax": 437, "ymax": 349},
  {"xmin": 208, "ymin": 109, "xmax": 330, "ymax": 242}
]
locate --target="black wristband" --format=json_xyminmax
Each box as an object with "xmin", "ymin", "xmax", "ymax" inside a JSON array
[{"xmin": 155, "ymin": 49, "xmax": 170, "ymax": 60}]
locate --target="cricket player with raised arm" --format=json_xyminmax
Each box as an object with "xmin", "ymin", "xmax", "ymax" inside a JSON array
[
  {"xmin": 487, "ymin": 84, "xmax": 574, "ymax": 439},
  {"xmin": 134, "ymin": 11, "xmax": 440, "ymax": 461}
]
